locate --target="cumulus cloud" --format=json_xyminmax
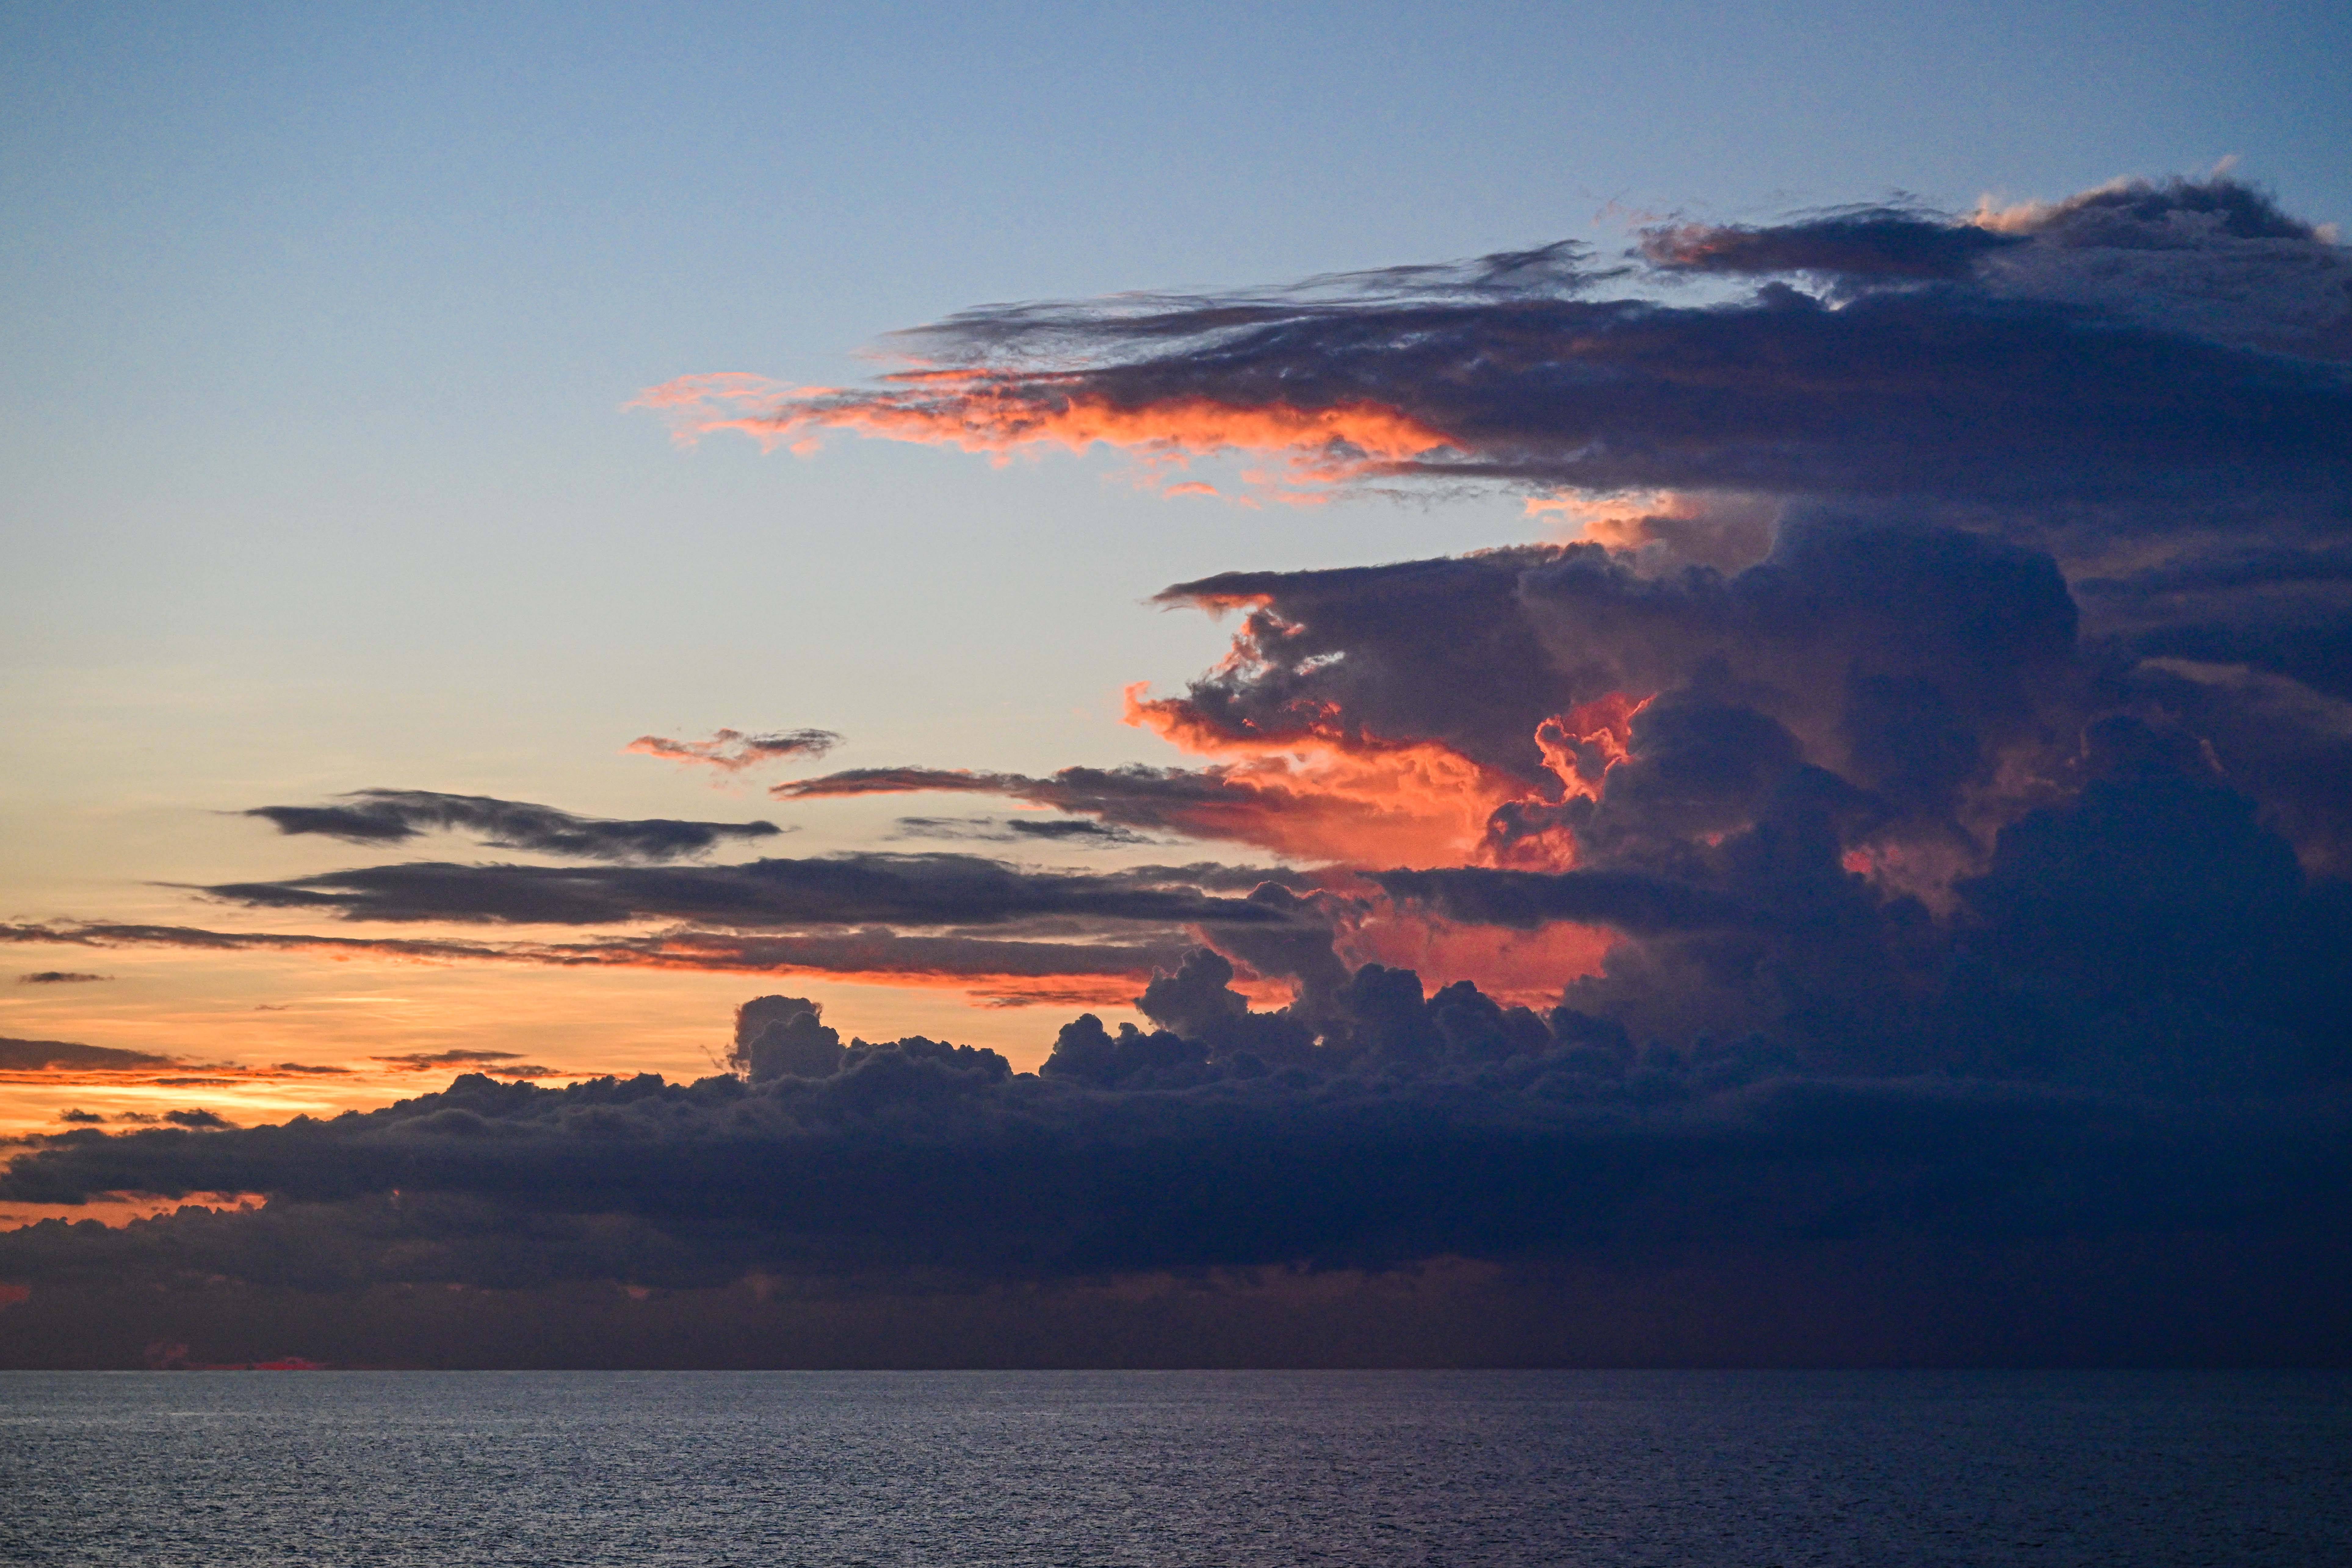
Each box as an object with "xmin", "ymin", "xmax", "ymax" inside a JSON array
[
  {"xmin": 780, "ymin": 743, "xmax": 1529, "ymax": 869},
  {"xmin": 657, "ymin": 178, "xmax": 2351, "ymax": 1088},
  {"xmin": 155, "ymin": 175, "xmax": 2352, "ymax": 1068},
  {"xmin": 246, "ymin": 790, "xmax": 784, "ymax": 862},
  {"xmin": 3, "ymin": 1003, "xmax": 2347, "ymax": 1363},
  {"xmin": 0, "ymin": 1038, "xmax": 178, "ymax": 1073}
]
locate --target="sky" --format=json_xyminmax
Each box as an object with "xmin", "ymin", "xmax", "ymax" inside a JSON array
[{"xmin": 2, "ymin": 2, "xmax": 2349, "ymax": 1366}]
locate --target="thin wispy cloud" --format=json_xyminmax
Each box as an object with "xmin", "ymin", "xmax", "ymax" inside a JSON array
[
  {"xmin": 625, "ymin": 728, "xmax": 842, "ymax": 775},
  {"xmin": 245, "ymin": 790, "xmax": 786, "ymax": 862}
]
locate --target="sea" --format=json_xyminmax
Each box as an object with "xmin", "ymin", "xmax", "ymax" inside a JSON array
[{"xmin": 3, "ymin": 1370, "xmax": 2347, "ymax": 1565}]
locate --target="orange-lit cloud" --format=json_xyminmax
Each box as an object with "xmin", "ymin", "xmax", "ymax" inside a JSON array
[
  {"xmin": 773, "ymin": 691, "xmax": 1661, "ymax": 1003},
  {"xmin": 1335, "ymin": 908, "xmax": 1613, "ymax": 1009},
  {"xmin": 1124, "ymin": 685, "xmax": 1555, "ymax": 868},
  {"xmin": 630, "ymin": 372, "xmax": 1456, "ymax": 496},
  {"xmin": 0, "ymin": 1036, "xmax": 374, "ymax": 1093},
  {"xmin": 1534, "ymin": 692, "xmax": 1648, "ymax": 801}
]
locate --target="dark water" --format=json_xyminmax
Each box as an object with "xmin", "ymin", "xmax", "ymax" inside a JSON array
[{"xmin": 3, "ymin": 1370, "xmax": 2347, "ymax": 1565}]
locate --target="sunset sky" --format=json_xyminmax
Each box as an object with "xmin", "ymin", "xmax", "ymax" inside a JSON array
[{"xmin": 4, "ymin": 4, "xmax": 2349, "ymax": 1365}]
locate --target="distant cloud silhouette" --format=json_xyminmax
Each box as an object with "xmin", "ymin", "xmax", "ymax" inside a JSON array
[
  {"xmin": 626, "ymin": 727, "xmax": 841, "ymax": 773},
  {"xmin": 246, "ymin": 789, "xmax": 784, "ymax": 862}
]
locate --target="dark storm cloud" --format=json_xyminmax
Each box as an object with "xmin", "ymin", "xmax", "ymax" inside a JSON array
[
  {"xmin": 17, "ymin": 971, "xmax": 109, "ymax": 985},
  {"xmin": 2073, "ymin": 544, "xmax": 2352, "ymax": 600},
  {"xmin": 1, "ymin": 919, "xmax": 1203, "ymax": 1005},
  {"xmin": 1158, "ymin": 520, "xmax": 2081, "ymax": 810},
  {"xmin": 625, "ymin": 728, "xmax": 843, "ymax": 774},
  {"xmin": 246, "ymin": 790, "xmax": 784, "ymax": 862},
  {"xmin": 1366, "ymin": 716, "xmax": 2352, "ymax": 1091},
  {"xmin": 6, "ymin": 895, "xmax": 2340, "ymax": 1355},
  {"xmin": 1971, "ymin": 175, "xmax": 2352, "ymax": 360},
  {"xmin": 2120, "ymin": 658, "xmax": 2352, "ymax": 876},
  {"xmin": 3, "ymin": 1034, "xmax": 2347, "ymax": 1374},
  {"xmin": 1151, "ymin": 548, "xmax": 1566, "ymax": 779},
  {"xmin": 198, "ymin": 852, "xmax": 1293, "ymax": 930},
  {"xmin": 1370, "ymin": 867, "xmax": 1750, "ymax": 934}
]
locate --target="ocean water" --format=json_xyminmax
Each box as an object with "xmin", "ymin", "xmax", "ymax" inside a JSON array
[{"xmin": 2, "ymin": 1370, "xmax": 2347, "ymax": 1566}]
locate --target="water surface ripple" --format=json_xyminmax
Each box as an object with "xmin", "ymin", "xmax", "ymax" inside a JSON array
[{"xmin": 4, "ymin": 1370, "xmax": 2347, "ymax": 1565}]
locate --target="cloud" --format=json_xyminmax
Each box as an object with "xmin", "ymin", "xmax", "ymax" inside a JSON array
[
  {"xmin": 17, "ymin": 971, "xmax": 109, "ymax": 985},
  {"xmin": 0, "ymin": 1034, "xmax": 371, "ymax": 1092},
  {"xmin": 635, "ymin": 176, "xmax": 2349, "ymax": 528},
  {"xmin": 3, "ymin": 918, "xmax": 1205, "ymax": 1008},
  {"xmin": 246, "ymin": 790, "xmax": 784, "ymax": 862},
  {"xmin": 162, "ymin": 180, "xmax": 2352, "ymax": 1065},
  {"xmin": 197, "ymin": 851, "xmax": 1299, "ymax": 931},
  {"xmin": 1972, "ymin": 175, "xmax": 2352, "ymax": 359},
  {"xmin": 0, "ymin": 1038, "xmax": 178, "ymax": 1073},
  {"xmin": 1638, "ymin": 204, "xmax": 2024, "ymax": 280},
  {"xmin": 625, "ymin": 728, "xmax": 842, "ymax": 775},
  {"xmin": 1116, "ymin": 522, "xmax": 2087, "ymax": 883},
  {"xmin": 779, "ymin": 741, "xmax": 1534, "ymax": 869},
  {"xmin": 3, "ymin": 1010, "xmax": 2347, "ymax": 1364},
  {"xmin": 1370, "ymin": 867, "xmax": 1751, "ymax": 934}
]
